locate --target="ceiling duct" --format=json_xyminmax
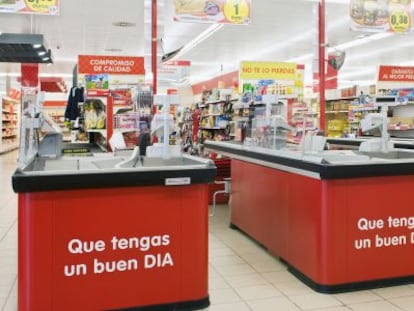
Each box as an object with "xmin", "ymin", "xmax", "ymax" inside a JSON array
[{"xmin": 0, "ymin": 33, "xmax": 53, "ymax": 64}]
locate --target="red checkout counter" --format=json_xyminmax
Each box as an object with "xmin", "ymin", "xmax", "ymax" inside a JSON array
[
  {"xmin": 12, "ymin": 154, "xmax": 216, "ymax": 310},
  {"xmin": 205, "ymin": 140, "xmax": 414, "ymax": 293}
]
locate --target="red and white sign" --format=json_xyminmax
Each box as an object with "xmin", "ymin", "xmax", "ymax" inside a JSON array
[
  {"xmin": 159, "ymin": 61, "xmax": 191, "ymax": 83},
  {"xmin": 378, "ymin": 66, "xmax": 414, "ymax": 82},
  {"xmin": 192, "ymin": 71, "xmax": 239, "ymax": 95},
  {"xmin": 78, "ymin": 55, "xmax": 145, "ymax": 75}
]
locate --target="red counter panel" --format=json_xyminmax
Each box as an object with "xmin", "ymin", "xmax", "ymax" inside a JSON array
[
  {"xmin": 231, "ymin": 159, "xmax": 414, "ymax": 291},
  {"xmin": 18, "ymin": 185, "xmax": 209, "ymax": 311}
]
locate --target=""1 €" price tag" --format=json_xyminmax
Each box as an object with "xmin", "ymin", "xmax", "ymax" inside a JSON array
[{"xmin": 223, "ymin": 0, "xmax": 250, "ymax": 25}]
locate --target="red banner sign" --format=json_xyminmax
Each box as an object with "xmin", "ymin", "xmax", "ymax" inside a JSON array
[
  {"xmin": 78, "ymin": 55, "xmax": 145, "ymax": 75},
  {"xmin": 378, "ymin": 66, "xmax": 414, "ymax": 82}
]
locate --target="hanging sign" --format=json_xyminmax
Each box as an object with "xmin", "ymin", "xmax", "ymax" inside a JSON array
[
  {"xmin": 377, "ymin": 66, "xmax": 414, "ymax": 101},
  {"xmin": 240, "ymin": 62, "xmax": 297, "ymax": 80},
  {"xmin": 0, "ymin": 0, "xmax": 59, "ymax": 15},
  {"xmin": 378, "ymin": 66, "xmax": 414, "ymax": 82},
  {"xmin": 78, "ymin": 55, "xmax": 145, "ymax": 75},
  {"xmin": 158, "ymin": 60, "xmax": 191, "ymax": 83},
  {"xmin": 350, "ymin": 0, "xmax": 411, "ymax": 33},
  {"xmin": 173, "ymin": 0, "xmax": 251, "ymax": 25}
]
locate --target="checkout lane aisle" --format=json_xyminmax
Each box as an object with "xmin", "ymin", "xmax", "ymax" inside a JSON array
[
  {"xmin": 0, "ymin": 150, "xmax": 18, "ymax": 311},
  {"xmin": 2, "ymin": 151, "xmax": 414, "ymax": 310}
]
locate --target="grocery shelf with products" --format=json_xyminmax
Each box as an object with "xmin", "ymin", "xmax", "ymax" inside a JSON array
[
  {"xmin": 43, "ymin": 101, "xmax": 71, "ymax": 142},
  {"xmin": 197, "ymin": 89, "xmax": 235, "ymax": 144},
  {"xmin": 371, "ymin": 66, "xmax": 414, "ymax": 138},
  {"xmin": 289, "ymin": 101, "xmax": 319, "ymax": 143},
  {"xmin": 179, "ymin": 106, "xmax": 199, "ymax": 155},
  {"xmin": 325, "ymin": 98, "xmax": 354, "ymax": 137},
  {"xmin": 1, "ymin": 96, "xmax": 20, "ymax": 154}
]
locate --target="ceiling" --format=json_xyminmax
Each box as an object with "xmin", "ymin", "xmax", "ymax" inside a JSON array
[{"xmin": 0, "ymin": 0, "xmax": 414, "ymax": 91}]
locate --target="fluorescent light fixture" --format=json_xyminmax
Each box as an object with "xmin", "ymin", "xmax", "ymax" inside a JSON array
[
  {"xmin": 329, "ymin": 32, "xmax": 392, "ymax": 51},
  {"xmin": 338, "ymin": 68, "xmax": 377, "ymax": 79},
  {"xmin": 171, "ymin": 24, "xmax": 224, "ymax": 61},
  {"xmin": 0, "ymin": 34, "xmax": 52, "ymax": 63}
]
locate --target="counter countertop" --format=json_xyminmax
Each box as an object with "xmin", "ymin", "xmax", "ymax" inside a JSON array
[
  {"xmin": 12, "ymin": 154, "xmax": 216, "ymax": 193},
  {"xmin": 204, "ymin": 140, "xmax": 414, "ymax": 180}
]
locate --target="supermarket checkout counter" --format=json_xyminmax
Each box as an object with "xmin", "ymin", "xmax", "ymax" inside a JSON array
[
  {"xmin": 13, "ymin": 151, "xmax": 215, "ymax": 311},
  {"xmin": 204, "ymin": 139, "xmax": 414, "ymax": 293},
  {"xmin": 327, "ymin": 137, "xmax": 414, "ymax": 150}
]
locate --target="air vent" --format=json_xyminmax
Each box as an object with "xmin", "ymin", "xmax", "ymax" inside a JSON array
[
  {"xmin": 112, "ymin": 21, "xmax": 136, "ymax": 27},
  {"xmin": 105, "ymin": 48, "xmax": 123, "ymax": 52}
]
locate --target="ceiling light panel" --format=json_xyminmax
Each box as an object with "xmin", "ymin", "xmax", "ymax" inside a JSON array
[{"xmin": 0, "ymin": 33, "xmax": 52, "ymax": 63}]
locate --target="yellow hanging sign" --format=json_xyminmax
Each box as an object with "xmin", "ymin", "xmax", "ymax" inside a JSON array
[
  {"xmin": 174, "ymin": 0, "xmax": 251, "ymax": 25},
  {"xmin": 240, "ymin": 61, "xmax": 297, "ymax": 80},
  {"xmin": 24, "ymin": 0, "xmax": 58, "ymax": 14}
]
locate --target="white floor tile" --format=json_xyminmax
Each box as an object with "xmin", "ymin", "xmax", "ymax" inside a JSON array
[
  {"xmin": 224, "ymin": 273, "xmax": 269, "ymax": 288},
  {"xmin": 308, "ymin": 307, "xmax": 352, "ymax": 311},
  {"xmin": 208, "ymin": 302, "xmax": 251, "ymax": 311},
  {"xmin": 209, "ymin": 277, "xmax": 231, "ymax": 290},
  {"xmin": 372, "ymin": 285, "xmax": 414, "ymax": 299},
  {"xmin": 347, "ymin": 300, "xmax": 403, "ymax": 311},
  {"xmin": 289, "ymin": 293, "xmax": 343, "ymax": 310},
  {"xmin": 2, "ymin": 296, "xmax": 17, "ymax": 311},
  {"xmin": 215, "ymin": 263, "xmax": 257, "ymax": 277},
  {"xmin": 334, "ymin": 290, "xmax": 382, "ymax": 305},
  {"xmin": 261, "ymin": 270, "xmax": 299, "ymax": 285},
  {"xmin": 250, "ymin": 259, "xmax": 287, "ymax": 273},
  {"xmin": 209, "ymin": 288, "xmax": 242, "ymax": 305},
  {"xmin": 274, "ymin": 280, "xmax": 314, "ymax": 297},
  {"xmin": 388, "ymin": 295, "xmax": 414, "ymax": 311},
  {"xmin": 234, "ymin": 284, "xmax": 282, "ymax": 301},
  {"xmin": 247, "ymin": 297, "xmax": 301, "ymax": 311},
  {"xmin": 210, "ymin": 254, "xmax": 246, "ymax": 267}
]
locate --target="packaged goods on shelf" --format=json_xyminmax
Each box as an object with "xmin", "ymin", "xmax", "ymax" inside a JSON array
[{"xmin": 1, "ymin": 96, "xmax": 20, "ymax": 153}]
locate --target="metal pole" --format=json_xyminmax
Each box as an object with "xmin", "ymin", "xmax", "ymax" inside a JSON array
[
  {"xmin": 319, "ymin": 0, "xmax": 326, "ymax": 132},
  {"xmin": 152, "ymin": 0, "xmax": 157, "ymax": 95}
]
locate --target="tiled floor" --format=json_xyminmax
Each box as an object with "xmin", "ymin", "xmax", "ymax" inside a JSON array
[{"xmin": 2, "ymin": 151, "xmax": 414, "ymax": 310}]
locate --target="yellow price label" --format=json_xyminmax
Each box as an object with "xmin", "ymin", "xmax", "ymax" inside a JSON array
[
  {"xmin": 223, "ymin": 0, "xmax": 250, "ymax": 25},
  {"xmin": 389, "ymin": 10, "xmax": 410, "ymax": 33},
  {"xmin": 24, "ymin": 0, "xmax": 58, "ymax": 14}
]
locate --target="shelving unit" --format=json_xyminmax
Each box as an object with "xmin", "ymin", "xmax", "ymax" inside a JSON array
[
  {"xmin": 197, "ymin": 90, "xmax": 235, "ymax": 144},
  {"xmin": 290, "ymin": 102, "xmax": 318, "ymax": 143},
  {"xmin": 325, "ymin": 98, "xmax": 356, "ymax": 137},
  {"xmin": 230, "ymin": 101, "xmax": 250, "ymax": 142},
  {"xmin": 388, "ymin": 102, "xmax": 414, "ymax": 138},
  {"xmin": 1, "ymin": 96, "xmax": 20, "ymax": 153}
]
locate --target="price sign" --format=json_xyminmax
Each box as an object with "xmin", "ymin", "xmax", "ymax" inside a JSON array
[
  {"xmin": 174, "ymin": 0, "xmax": 251, "ymax": 25},
  {"xmin": 389, "ymin": 10, "xmax": 410, "ymax": 33},
  {"xmin": 25, "ymin": 0, "xmax": 58, "ymax": 14},
  {"xmin": 0, "ymin": 0, "xmax": 59, "ymax": 15},
  {"xmin": 224, "ymin": 0, "xmax": 250, "ymax": 25}
]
